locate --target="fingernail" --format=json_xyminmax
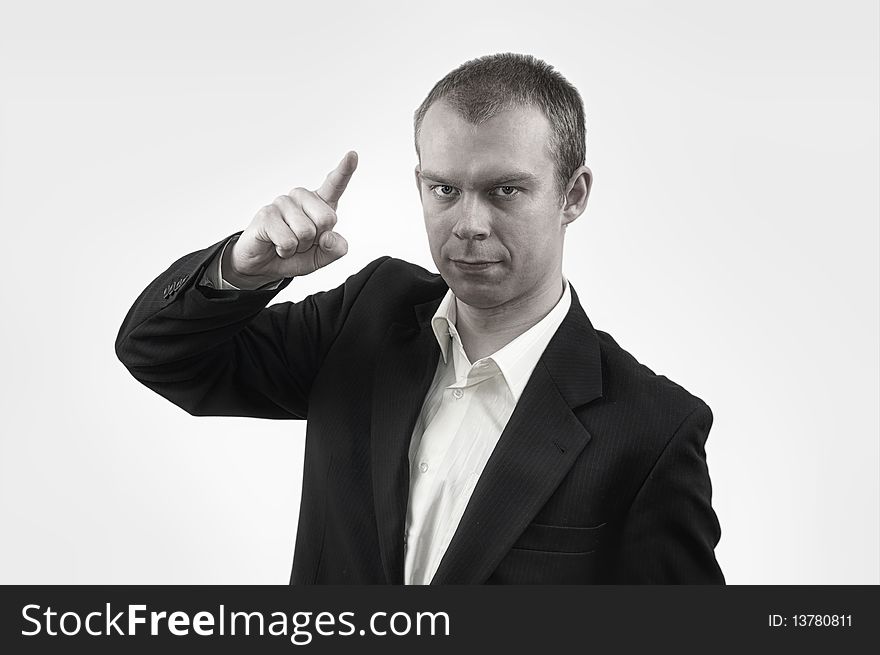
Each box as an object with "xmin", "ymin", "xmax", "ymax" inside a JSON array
[{"xmin": 323, "ymin": 232, "xmax": 336, "ymax": 249}]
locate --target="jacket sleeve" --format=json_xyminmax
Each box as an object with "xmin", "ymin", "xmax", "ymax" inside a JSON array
[
  {"xmin": 115, "ymin": 233, "xmax": 389, "ymax": 420},
  {"xmin": 613, "ymin": 402, "xmax": 725, "ymax": 583}
]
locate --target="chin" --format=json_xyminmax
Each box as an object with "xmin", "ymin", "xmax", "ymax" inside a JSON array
[
  {"xmin": 444, "ymin": 278, "xmax": 506, "ymax": 309},
  {"xmin": 437, "ymin": 260, "xmax": 508, "ymax": 305}
]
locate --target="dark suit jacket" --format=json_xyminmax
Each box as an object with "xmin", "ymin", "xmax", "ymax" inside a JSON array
[{"xmin": 116, "ymin": 234, "xmax": 724, "ymax": 584}]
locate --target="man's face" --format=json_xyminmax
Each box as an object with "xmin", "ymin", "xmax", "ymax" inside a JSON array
[{"xmin": 416, "ymin": 101, "xmax": 572, "ymax": 310}]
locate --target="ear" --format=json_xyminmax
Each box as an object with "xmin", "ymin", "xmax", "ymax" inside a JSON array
[{"xmin": 561, "ymin": 165, "xmax": 593, "ymax": 226}]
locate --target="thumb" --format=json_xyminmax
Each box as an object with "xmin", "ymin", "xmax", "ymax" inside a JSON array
[{"xmin": 313, "ymin": 230, "xmax": 349, "ymax": 269}]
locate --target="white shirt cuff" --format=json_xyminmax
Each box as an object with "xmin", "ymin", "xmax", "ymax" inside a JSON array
[{"xmin": 199, "ymin": 235, "xmax": 284, "ymax": 291}]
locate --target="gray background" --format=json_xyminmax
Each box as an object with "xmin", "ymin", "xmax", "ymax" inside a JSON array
[{"xmin": 1, "ymin": 0, "xmax": 877, "ymax": 584}]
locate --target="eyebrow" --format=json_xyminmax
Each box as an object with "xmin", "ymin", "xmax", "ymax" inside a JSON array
[{"xmin": 419, "ymin": 170, "xmax": 539, "ymax": 187}]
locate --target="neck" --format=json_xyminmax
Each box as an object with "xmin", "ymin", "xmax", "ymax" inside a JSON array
[{"xmin": 454, "ymin": 274, "xmax": 565, "ymax": 363}]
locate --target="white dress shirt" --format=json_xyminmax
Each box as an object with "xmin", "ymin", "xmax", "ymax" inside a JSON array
[{"xmin": 404, "ymin": 281, "xmax": 572, "ymax": 584}]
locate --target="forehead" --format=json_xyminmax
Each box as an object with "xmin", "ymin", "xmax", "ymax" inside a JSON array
[{"xmin": 418, "ymin": 101, "xmax": 555, "ymax": 184}]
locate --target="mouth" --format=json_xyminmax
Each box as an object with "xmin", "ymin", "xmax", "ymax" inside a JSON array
[{"xmin": 450, "ymin": 259, "xmax": 501, "ymax": 271}]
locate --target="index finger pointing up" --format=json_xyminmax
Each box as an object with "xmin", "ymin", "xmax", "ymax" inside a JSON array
[{"xmin": 315, "ymin": 151, "xmax": 358, "ymax": 209}]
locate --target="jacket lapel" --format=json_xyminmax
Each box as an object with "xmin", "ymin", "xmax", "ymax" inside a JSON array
[
  {"xmin": 430, "ymin": 286, "xmax": 604, "ymax": 584},
  {"xmin": 370, "ymin": 284, "xmax": 604, "ymax": 585},
  {"xmin": 370, "ymin": 296, "xmax": 444, "ymax": 584}
]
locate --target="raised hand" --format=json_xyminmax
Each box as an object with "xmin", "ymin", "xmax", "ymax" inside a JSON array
[{"xmin": 224, "ymin": 151, "xmax": 358, "ymax": 288}]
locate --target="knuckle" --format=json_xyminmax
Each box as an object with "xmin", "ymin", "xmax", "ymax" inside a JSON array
[
  {"xmin": 318, "ymin": 208, "xmax": 337, "ymax": 229},
  {"xmin": 297, "ymin": 221, "xmax": 317, "ymax": 240},
  {"xmin": 279, "ymin": 234, "xmax": 298, "ymax": 250},
  {"xmin": 255, "ymin": 204, "xmax": 276, "ymax": 223}
]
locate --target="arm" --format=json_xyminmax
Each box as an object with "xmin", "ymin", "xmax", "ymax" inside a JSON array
[
  {"xmin": 116, "ymin": 151, "xmax": 366, "ymax": 419},
  {"xmin": 613, "ymin": 402, "xmax": 725, "ymax": 583},
  {"xmin": 115, "ymin": 232, "xmax": 388, "ymax": 420}
]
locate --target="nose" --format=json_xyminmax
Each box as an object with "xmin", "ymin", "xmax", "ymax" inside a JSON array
[{"xmin": 452, "ymin": 196, "xmax": 491, "ymax": 241}]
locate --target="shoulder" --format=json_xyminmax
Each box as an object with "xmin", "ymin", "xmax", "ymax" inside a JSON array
[
  {"xmin": 355, "ymin": 256, "xmax": 445, "ymax": 295},
  {"xmin": 367, "ymin": 256, "xmax": 441, "ymax": 286},
  {"xmin": 340, "ymin": 256, "xmax": 447, "ymax": 323},
  {"xmin": 590, "ymin": 328, "xmax": 712, "ymax": 439}
]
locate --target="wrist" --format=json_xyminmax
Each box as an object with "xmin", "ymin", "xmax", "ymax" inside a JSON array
[{"xmin": 221, "ymin": 240, "xmax": 281, "ymax": 290}]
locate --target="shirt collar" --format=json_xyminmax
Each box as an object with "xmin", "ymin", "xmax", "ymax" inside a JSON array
[{"xmin": 430, "ymin": 280, "xmax": 572, "ymax": 402}]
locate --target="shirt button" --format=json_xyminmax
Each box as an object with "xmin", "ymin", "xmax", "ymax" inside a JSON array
[
  {"xmin": 452, "ymin": 389, "xmax": 464, "ymax": 399},
  {"xmin": 419, "ymin": 462, "xmax": 429, "ymax": 473}
]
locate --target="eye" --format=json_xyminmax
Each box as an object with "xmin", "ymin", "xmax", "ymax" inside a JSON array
[
  {"xmin": 430, "ymin": 184, "xmax": 460, "ymax": 200},
  {"xmin": 490, "ymin": 186, "xmax": 520, "ymax": 199}
]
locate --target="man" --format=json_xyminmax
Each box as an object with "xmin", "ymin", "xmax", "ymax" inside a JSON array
[{"xmin": 116, "ymin": 53, "xmax": 724, "ymax": 584}]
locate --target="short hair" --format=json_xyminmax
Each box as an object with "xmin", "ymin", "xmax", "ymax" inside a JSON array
[{"xmin": 413, "ymin": 53, "xmax": 586, "ymax": 193}]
